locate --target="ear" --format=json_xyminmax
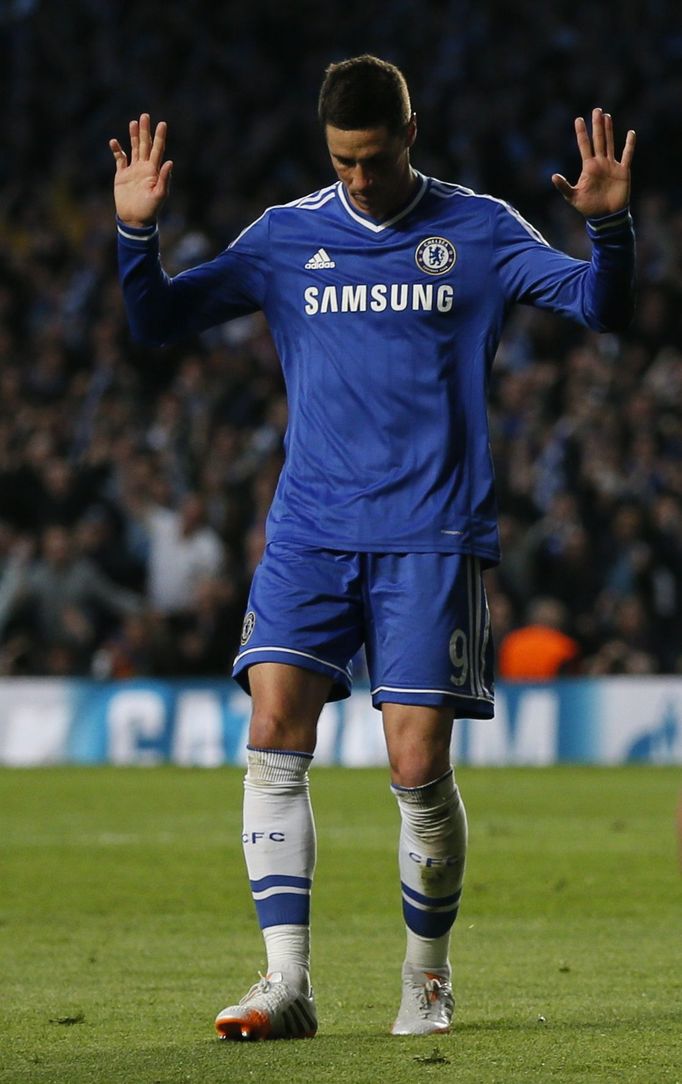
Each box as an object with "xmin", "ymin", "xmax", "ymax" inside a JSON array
[{"xmin": 406, "ymin": 113, "xmax": 417, "ymax": 148}]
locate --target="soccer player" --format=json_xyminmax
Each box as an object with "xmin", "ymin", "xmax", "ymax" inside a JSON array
[{"xmin": 110, "ymin": 55, "xmax": 635, "ymax": 1039}]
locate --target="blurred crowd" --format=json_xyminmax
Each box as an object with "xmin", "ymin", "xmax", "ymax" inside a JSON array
[{"xmin": 0, "ymin": 0, "xmax": 680, "ymax": 678}]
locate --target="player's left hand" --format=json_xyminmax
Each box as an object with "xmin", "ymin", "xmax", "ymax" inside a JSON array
[{"xmin": 552, "ymin": 108, "xmax": 635, "ymax": 218}]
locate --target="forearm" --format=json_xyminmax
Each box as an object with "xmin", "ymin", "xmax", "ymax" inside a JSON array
[
  {"xmin": 117, "ymin": 221, "xmax": 261, "ymax": 346},
  {"xmin": 494, "ymin": 200, "xmax": 636, "ymax": 332},
  {"xmin": 581, "ymin": 208, "xmax": 636, "ymax": 332},
  {"xmin": 117, "ymin": 221, "xmax": 175, "ymax": 346}
]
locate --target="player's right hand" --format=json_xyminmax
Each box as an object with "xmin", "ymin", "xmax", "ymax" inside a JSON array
[{"xmin": 109, "ymin": 113, "xmax": 173, "ymax": 228}]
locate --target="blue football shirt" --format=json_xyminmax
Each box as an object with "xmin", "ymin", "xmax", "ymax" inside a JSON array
[{"xmin": 117, "ymin": 172, "xmax": 634, "ymax": 565}]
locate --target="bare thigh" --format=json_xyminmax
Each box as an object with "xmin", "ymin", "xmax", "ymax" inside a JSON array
[{"xmin": 248, "ymin": 662, "xmax": 333, "ymax": 754}]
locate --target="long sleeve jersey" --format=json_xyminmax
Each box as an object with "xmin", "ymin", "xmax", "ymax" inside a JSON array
[{"xmin": 117, "ymin": 172, "xmax": 635, "ymax": 565}]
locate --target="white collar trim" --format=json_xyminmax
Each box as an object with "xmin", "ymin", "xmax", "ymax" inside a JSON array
[{"xmin": 336, "ymin": 173, "xmax": 428, "ymax": 233}]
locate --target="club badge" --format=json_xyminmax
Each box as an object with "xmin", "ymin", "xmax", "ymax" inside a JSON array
[
  {"xmin": 415, "ymin": 237, "xmax": 457, "ymax": 275},
  {"xmin": 241, "ymin": 611, "xmax": 256, "ymax": 645}
]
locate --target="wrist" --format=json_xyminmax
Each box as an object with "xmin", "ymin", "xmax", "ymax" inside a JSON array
[
  {"xmin": 116, "ymin": 216, "xmax": 158, "ymax": 242},
  {"xmin": 121, "ymin": 220, "xmax": 155, "ymax": 229},
  {"xmin": 586, "ymin": 207, "xmax": 632, "ymax": 243},
  {"xmin": 116, "ymin": 215, "xmax": 157, "ymax": 230},
  {"xmin": 586, "ymin": 206, "xmax": 630, "ymax": 223}
]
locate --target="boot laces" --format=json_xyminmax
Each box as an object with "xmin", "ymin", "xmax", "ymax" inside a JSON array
[
  {"xmin": 413, "ymin": 976, "xmax": 445, "ymax": 1016},
  {"xmin": 239, "ymin": 972, "xmax": 289, "ymax": 1009}
]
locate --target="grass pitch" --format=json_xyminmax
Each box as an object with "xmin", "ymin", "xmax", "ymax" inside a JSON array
[{"xmin": 1, "ymin": 765, "xmax": 680, "ymax": 1084}]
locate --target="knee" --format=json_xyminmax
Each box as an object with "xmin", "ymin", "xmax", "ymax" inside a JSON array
[
  {"xmin": 383, "ymin": 705, "xmax": 454, "ymax": 787},
  {"xmin": 249, "ymin": 704, "xmax": 317, "ymax": 754},
  {"xmin": 388, "ymin": 730, "xmax": 453, "ymax": 788},
  {"xmin": 390, "ymin": 750, "xmax": 452, "ymax": 789},
  {"xmin": 247, "ymin": 663, "xmax": 329, "ymax": 753}
]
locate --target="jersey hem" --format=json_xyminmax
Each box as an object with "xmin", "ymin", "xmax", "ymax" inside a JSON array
[{"xmin": 266, "ymin": 531, "xmax": 500, "ymax": 565}]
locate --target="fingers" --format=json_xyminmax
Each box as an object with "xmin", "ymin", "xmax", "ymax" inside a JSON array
[
  {"xmin": 127, "ymin": 114, "xmax": 153, "ymax": 159},
  {"xmin": 575, "ymin": 108, "xmax": 635, "ymax": 168},
  {"xmin": 604, "ymin": 112, "xmax": 615, "ymax": 158},
  {"xmin": 138, "ymin": 112, "xmax": 152, "ymax": 160},
  {"xmin": 575, "ymin": 109, "xmax": 607, "ymax": 160},
  {"xmin": 591, "ymin": 107, "xmax": 606, "ymax": 157},
  {"xmin": 129, "ymin": 117, "xmax": 140, "ymax": 162},
  {"xmin": 109, "ymin": 138, "xmax": 127, "ymax": 172},
  {"xmin": 149, "ymin": 120, "xmax": 168, "ymax": 171},
  {"xmin": 574, "ymin": 116, "xmax": 592, "ymax": 163},
  {"xmin": 157, "ymin": 159, "xmax": 174, "ymax": 197},
  {"xmin": 116, "ymin": 114, "xmax": 168, "ymax": 176},
  {"xmin": 621, "ymin": 128, "xmax": 636, "ymax": 170},
  {"xmin": 551, "ymin": 173, "xmax": 575, "ymax": 203}
]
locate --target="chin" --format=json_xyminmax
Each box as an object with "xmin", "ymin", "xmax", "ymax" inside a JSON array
[{"xmin": 357, "ymin": 199, "xmax": 381, "ymax": 215}]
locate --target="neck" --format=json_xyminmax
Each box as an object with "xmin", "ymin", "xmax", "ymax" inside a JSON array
[{"xmin": 397, "ymin": 166, "xmax": 419, "ymax": 206}]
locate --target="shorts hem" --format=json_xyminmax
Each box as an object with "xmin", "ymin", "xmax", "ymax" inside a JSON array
[
  {"xmin": 371, "ymin": 684, "xmax": 494, "ymax": 718},
  {"xmin": 233, "ymin": 646, "xmax": 352, "ymax": 702}
]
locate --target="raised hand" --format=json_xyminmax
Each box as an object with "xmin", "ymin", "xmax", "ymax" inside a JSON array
[
  {"xmin": 552, "ymin": 108, "xmax": 635, "ymax": 219},
  {"xmin": 109, "ymin": 114, "xmax": 173, "ymax": 228}
]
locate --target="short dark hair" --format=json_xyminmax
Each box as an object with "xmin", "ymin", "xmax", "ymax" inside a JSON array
[{"xmin": 318, "ymin": 54, "xmax": 412, "ymax": 134}]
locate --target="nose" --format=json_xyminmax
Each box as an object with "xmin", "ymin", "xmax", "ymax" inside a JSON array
[{"xmin": 351, "ymin": 163, "xmax": 373, "ymax": 192}]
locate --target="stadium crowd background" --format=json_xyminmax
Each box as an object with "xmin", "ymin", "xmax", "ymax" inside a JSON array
[{"xmin": 0, "ymin": 0, "xmax": 680, "ymax": 679}]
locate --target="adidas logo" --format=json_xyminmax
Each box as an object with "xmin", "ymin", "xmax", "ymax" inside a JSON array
[{"xmin": 305, "ymin": 248, "xmax": 336, "ymax": 269}]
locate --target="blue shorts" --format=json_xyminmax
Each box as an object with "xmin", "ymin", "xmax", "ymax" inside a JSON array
[{"xmin": 232, "ymin": 542, "xmax": 494, "ymax": 717}]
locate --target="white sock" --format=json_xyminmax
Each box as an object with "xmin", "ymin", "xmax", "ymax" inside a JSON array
[
  {"xmin": 242, "ymin": 746, "xmax": 316, "ymax": 992},
  {"xmin": 392, "ymin": 768, "xmax": 467, "ymax": 976}
]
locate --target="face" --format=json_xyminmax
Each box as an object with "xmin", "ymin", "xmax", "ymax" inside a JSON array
[
  {"xmin": 43, "ymin": 526, "xmax": 70, "ymax": 565},
  {"xmin": 181, "ymin": 493, "xmax": 204, "ymax": 532},
  {"xmin": 326, "ymin": 119, "xmax": 416, "ymax": 220}
]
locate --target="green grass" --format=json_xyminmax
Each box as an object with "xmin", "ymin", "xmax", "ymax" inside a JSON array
[{"xmin": 1, "ymin": 766, "xmax": 680, "ymax": 1083}]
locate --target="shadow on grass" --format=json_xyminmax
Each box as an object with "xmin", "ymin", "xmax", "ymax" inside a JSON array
[{"xmin": 16, "ymin": 1016, "xmax": 678, "ymax": 1084}]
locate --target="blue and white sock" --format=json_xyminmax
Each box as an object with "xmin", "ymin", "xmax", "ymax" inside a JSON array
[
  {"xmin": 392, "ymin": 768, "xmax": 467, "ymax": 976},
  {"xmin": 242, "ymin": 746, "xmax": 316, "ymax": 992}
]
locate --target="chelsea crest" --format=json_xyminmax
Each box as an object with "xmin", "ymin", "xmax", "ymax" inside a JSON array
[
  {"xmin": 241, "ymin": 611, "xmax": 256, "ymax": 644},
  {"xmin": 415, "ymin": 237, "xmax": 457, "ymax": 275}
]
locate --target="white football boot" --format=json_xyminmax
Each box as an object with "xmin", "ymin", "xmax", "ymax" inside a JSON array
[
  {"xmin": 391, "ymin": 963, "xmax": 454, "ymax": 1035},
  {"xmin": 215, "ymin": 972, "xmax": 317, "ymax": 1040}
]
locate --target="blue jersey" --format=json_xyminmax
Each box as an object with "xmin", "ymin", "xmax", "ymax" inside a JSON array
[{"xmin": 117, "ymin": 172, "xmax": 634, "ymax": 565}]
